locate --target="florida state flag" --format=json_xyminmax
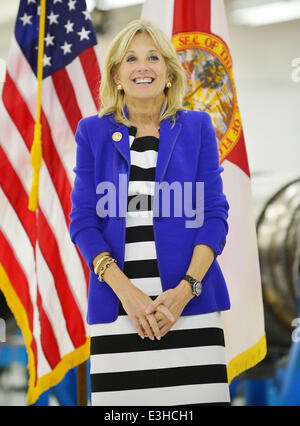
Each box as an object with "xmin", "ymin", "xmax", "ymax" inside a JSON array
[{"xmin": 142, "ymin": 0, "xmax": 267, "ymax": 382}]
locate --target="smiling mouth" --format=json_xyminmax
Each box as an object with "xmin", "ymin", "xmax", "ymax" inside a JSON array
[{"xmin": 133, "ymin": 77, "xmax": 155, "ymax": 85}]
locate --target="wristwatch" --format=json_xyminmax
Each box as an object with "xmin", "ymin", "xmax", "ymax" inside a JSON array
[{"xmin": 181, "ymin": 274, "xmax": 202, "ymax": 297}]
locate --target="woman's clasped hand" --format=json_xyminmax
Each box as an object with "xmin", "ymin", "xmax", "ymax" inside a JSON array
[
  {"xmin": 118, "ymin": 284, "xmax": 173, "ymax": 340},
  {"xmin": 119, "ymin": 281, "xmax": 194, "ymax": 340}
]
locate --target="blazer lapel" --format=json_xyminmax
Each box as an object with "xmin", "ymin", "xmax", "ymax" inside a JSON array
[
  {"xmin": 110, "ymin": 124, "xmax": 130, "ymax": 169},
  {"xmin": 153, "ymin": 117, "xmax": 182, "ymax": 214},
  {"xmin": 155, "ymin": 117, "xmax": 182, "ymax": 184}
]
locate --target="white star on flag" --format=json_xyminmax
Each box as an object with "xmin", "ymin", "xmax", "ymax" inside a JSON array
[
  {"xmin": 82, "ymin": 10, "xmax": 92, "ymax": 21},
  {"xmin": 68, "ymin": 0, "xmax": 77, "ymax": 11},
  {"xmin": 60, "ymin": 41, "xmax": 72, "ymax": 55},
  {"xmin": 19, "ymin": 13, "xmax": 32, "ymax": 26},
  {"xmin": 64, "ymin": 19, "xmax": 75, "ymax": 34},
  {"xmin": 77, "ymin": 27, "xmax": 91, "ymax": 41},
  {"xmin": 43, "ymin": 53, "xmax": 52, "ymax": 67},
  {"xmin": 47, "ymin": 11, "xmax": 59, "ymax": 25},
  {"xmin": 44, "ymin": 33, "xmax": 55, "ymax": 47}
]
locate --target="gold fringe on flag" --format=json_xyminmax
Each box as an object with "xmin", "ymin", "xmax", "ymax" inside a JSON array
[{"xmin": 28, "ymin": 0, "xmax": 46, "ymax": 211}]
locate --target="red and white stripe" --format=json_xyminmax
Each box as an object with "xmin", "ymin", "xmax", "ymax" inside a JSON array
[
  {"xmin": 142, "ymin": 0, "xmax": 266, "ymax": 379},
  {"xmin": 0, "ymin": 33, "xmax": 100, "ymax": 397}
]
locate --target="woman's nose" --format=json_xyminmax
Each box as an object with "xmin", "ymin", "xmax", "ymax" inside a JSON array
[{"xmin": 135, "ymin": 60, "xmax": 150, "ymax": 72}]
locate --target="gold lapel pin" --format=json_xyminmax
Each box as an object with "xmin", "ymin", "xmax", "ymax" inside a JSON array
[{"xmin": 112, "ymin": 132, "xmax": 122, "ymax": 142}]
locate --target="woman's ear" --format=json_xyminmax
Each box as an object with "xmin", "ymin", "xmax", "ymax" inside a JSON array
[
  {"xmin": 112, "ymin": 68, "xmax": 120, "ymax": 86},
  {"xmin": 167, "ymin": 68, "xmax": 174, "ymax": 84}
]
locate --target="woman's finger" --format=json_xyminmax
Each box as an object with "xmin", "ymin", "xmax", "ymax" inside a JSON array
[
  {"xmin": 154, "ymin": 311, "xmax": 165, "ymax": 323},
  {"xmin": 146, "ymin": 314, "xmax": 161, "ymax": 340},
  {"xmin": 160, "ymin": 324, "xmax": 172, "ymax": 337},
  {"xmin": 132, "ymin": 316, "xmax": 145, "ymax": 340},
  {"xmin": 145, "ymin": 293, "xmax": 166, "ymax": 314},
  {"xmin": 139, "ymin": 315, "xmax": 155, "ymax": 340},
  {"xmin": 156, "ymin": 304, "xmax": 175, "ymax": 322}
]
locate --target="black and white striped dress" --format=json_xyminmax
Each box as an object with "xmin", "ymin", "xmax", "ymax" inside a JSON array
[{"xmin": 90, "ymin": 128, "xmax": 231, "ymax": 406}]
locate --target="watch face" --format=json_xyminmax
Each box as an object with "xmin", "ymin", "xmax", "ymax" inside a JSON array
[{"xmin": 193, "ymin": 282, "xmax": 202, "ymax": 296}]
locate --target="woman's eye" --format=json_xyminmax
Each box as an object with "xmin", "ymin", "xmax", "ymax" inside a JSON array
[
  {"xmin": 126, "ymin": 56, "xmax": 136, "ymax": 62},
  {"xmin": 149, "ymin": 55, "xmax": 159, "ymax": 61}
]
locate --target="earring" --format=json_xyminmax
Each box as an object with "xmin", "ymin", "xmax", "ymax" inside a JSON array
[
  {"xmin": 116, "ymin": 83, "xmax": 123, "ymax": 91},
  {"xmin": 166, "ymin": 82, "xmax": 172, "ymax": 88}
]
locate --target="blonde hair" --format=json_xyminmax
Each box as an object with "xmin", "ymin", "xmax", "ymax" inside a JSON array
[{"xmin": 98, "ymin": 19, "xmax": 187, "ymax": 126}]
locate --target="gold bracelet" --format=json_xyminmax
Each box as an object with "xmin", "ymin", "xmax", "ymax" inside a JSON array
[
  {"xmin": 94, "ymin": 255, "xmax": 111, "ymax": 275},
  {"xmin": 94, "ymin": 255, "xmax": 110, "ymax": 275},
  {"xmin": 97, "ymin": 257, "xmax": 117, "ymax": 282}
]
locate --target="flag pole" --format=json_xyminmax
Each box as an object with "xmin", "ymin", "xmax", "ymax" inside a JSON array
[
  {"xmin": 28, "ymin": 0, "xmax": 46, "ymax": 211},
  {"xmin": 77, "ymin": 361, "xmax": 87, "ymax": 406}
]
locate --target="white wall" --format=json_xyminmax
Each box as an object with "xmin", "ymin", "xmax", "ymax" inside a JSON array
[{"xmin": 227, "ymin": 17, "xmax": 300, "ymax": 176}]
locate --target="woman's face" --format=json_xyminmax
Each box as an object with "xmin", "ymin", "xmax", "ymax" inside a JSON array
[{"xmin": 113, "ymin": 32, "xmax": 170, "ymax": 104}]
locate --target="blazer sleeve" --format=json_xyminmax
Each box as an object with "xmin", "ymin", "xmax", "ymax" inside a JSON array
[
  {"xmin": 69, "ymin": 118, "xmax": 113, "ymax": 270},
  {"xmin": 193, "ymin": 112, "xmax": 229, "ymax": 257}
]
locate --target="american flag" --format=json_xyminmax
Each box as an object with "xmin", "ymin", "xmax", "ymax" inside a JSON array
[{"xmin": 0, "ymin": 0, "xmax": 101, "ymax": 404}]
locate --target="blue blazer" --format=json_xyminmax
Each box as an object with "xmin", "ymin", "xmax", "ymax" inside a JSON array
[{"xmin": 69, "ymin": 109, "xmax": 231, "ymax": 324}]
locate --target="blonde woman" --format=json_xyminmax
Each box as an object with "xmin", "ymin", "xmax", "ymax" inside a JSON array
[{"xmin": 69, "ymin": 19, "xmax": 231, "ymax": 406}]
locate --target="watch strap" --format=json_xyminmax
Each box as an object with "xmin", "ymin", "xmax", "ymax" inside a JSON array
[
  {"xmin": 181, "ymin": 274, "xmax": 202, "ymax": 296},
  {"xmin": 182, "ymin": 274, "xmax": 196, "ymax": 284}
]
